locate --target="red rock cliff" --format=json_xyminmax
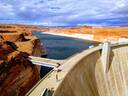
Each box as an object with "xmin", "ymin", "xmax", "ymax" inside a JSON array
[
  {"xmin": 0, "ymin": 41, "xmax": 39, "ymax": 96},
  {"xmin": 0, "ymin": 24, "xmax": 47, "ymax": 96}
]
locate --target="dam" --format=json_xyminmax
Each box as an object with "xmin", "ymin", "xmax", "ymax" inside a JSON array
[
  {"xmin": 32, "ymin": 30, "xmax": 94, "ymax": 77},
  {"xmin": 1, "ymin": 24, "xmax": 128, "ymax": 96}
]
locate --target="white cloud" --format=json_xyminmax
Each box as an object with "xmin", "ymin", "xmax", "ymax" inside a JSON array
[
  {"xmin": 0, "ymin": 3, "xmax": 15, "ymax": 18},
  {"xmin": 0, "ymin": 0, "xmax": 128, "ymax": 26}
]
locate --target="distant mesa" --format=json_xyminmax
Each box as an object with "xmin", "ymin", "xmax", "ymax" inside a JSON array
[{"xmin": 48, "ymin": 25, "xmax": 128, "ymax": 42}]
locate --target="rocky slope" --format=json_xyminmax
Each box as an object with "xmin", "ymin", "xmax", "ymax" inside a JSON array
[
  {"xmin": 0, "ymin": 41, "xmax": 39, "ymax": 96},
  {"xmin": 48, "ymin": 26, "xmax": 128, "ymax": 42},
  {"xmin": 0, "ymin": 24, "xmax": 47, "ymax": 96},
  {"xmin": 2, "ymin": 24, "xmax": 128, "ymax": 43},
  {"xmin": 0, "ymin": 24, "xmax": 46, "ymax": 56}
]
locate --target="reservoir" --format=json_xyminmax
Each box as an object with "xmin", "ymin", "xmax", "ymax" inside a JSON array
[
  {"xmin": 33, "ymin": 31, "xmax": 94, "ymax": 60},
  {"xmin": 33, "ymin": 31, "xmax": 94, "ymax": 77}
]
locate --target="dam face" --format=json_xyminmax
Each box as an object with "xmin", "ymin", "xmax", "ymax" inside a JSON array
[{"xmin": 33, "ymin": 31, "xmax": 94, "ymax": 78}]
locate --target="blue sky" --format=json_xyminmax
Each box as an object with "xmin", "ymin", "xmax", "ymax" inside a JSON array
[{"xmin": 0, "ymin": 0, "xmax": 128, "ymax": 27}]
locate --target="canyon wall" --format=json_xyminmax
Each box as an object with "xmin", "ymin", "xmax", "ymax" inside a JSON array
[
  {"xmin": 48, "ymin": 26, "xmax": 128, "ymax": 42},
  {"xmin": 0, "ymin": 24, "xmax": 46, "ymax": 96}
]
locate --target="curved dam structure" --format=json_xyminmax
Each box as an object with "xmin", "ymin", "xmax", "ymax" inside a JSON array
[{"xmin": 27, "ymin": 42, "xmax": 128, "ymax": 96}]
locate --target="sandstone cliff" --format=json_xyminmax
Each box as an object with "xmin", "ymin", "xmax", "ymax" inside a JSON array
[
  {"xmin": 0, "ymin": 24, "xmax": 47, "ymax": 96},
  {"xmin": 0, "ymin": 41, "xmax": 39, "ymax": 96},
  {"xmin": 0, "ymin": 24, "xmax": 46, "ymax": 56},
  {"xmin": 48, "ymin": 26, "xmax": 128, "ymax": 42}
]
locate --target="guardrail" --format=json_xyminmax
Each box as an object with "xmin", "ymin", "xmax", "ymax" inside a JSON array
[{"xmin": 29, "ymin": 56, "xmax": 65, "ymax": 68}]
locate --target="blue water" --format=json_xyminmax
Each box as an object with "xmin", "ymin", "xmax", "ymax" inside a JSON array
[{"xmin": 33, "ymin": 31, "xmax": 94, "ymax": 60}]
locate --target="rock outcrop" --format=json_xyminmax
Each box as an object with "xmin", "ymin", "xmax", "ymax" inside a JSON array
[
  {"xmin": 0, "ymin": 24, "xmax": 46, "ymax": 56},
  {"xmin": 0, "ymin": 41, "xmax": 39, "ymax": 96},
  {"xmin": 0, "ymin": 24, "xmax": 47, "ymax": 96},
  {"xmin": 48, "ymin": 26, "xmax": 128, "ymax": 42}
]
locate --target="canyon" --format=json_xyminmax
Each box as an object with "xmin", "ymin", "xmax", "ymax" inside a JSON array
[
  {"xmin": 0, "ymin": 24, "xmax": 46, "ymax": 96},
  {"xmin": 1, "ymin": 24, "xmax": 128, "ymax": 43},
  {"xmin": 0, "ymin": 24, "xmax": 128, "ymax": 96}
]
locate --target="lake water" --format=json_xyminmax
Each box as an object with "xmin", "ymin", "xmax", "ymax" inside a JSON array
[
  {"xmin": 33, "ymin": 31, "xmax": 95, "ymax": 77},
  {"xmin": 33, "ymin": 31, "xmax": 94, "ymax": 60}
]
